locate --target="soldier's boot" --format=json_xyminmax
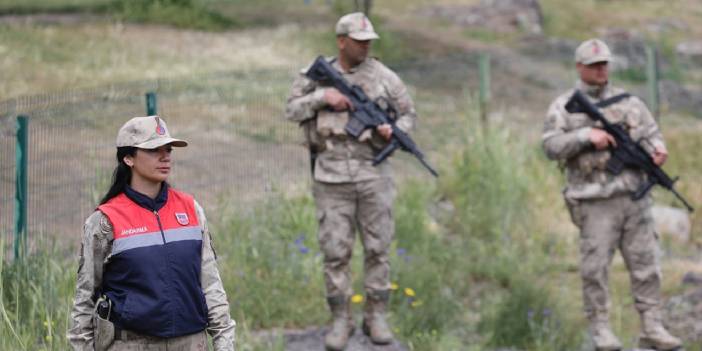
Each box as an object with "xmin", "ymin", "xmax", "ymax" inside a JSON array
[
  {"xmin": 590, "ymin": 319, "xmax": 623, "ymax": 351},
  {"xmin": 362, "ymin": 290, "xmax": 393, "ymax": 345},
  {"xmin": 324, "ymin": 295, "xmax": 354, "ymax": 351},
  {"xmin": 638, "ymin": 309, "xmax": 683, "ymax": 351}
]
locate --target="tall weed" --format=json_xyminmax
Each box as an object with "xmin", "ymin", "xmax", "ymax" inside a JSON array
[{"xmin": 0, "ymin": 238, "xmax": 74, "ymax": 351}]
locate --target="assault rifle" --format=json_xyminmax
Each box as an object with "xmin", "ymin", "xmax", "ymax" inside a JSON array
[
  {"xmin": 565, "ymin": 90, "xmax": 694, "ymax": 212},
  {"xmin": 305, "ymin": 56, "xmax": 438, "ymax": 177}
]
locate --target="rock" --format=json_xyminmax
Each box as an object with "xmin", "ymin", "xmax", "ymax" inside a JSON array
[
  {"xmin": 645, "ymin": 18, "xmax": 689, "ymax": 36},
  {"xmin": 652, "ymin": 205, "xmax": 691, "ymax": 242},
  {"xmin": 660, "ymin": 80, "xmax": 702, "ymax": 118},
  {"xmin": 418, "ymin": 0, "xmax": 544, "ymax": 35},
  {"xmin": 428, "ymin": 197, "xmax": 455, "ymax": 225},
  {"xmin": 677, "ymin": 41, "xmax": 702, "ymax": 67},
  {"xmin": 595, "ymin": 28, "xmax": 649, "ymax": 70},
  {"xmin": 517, "ymin": 36, "xmax": 578, "ymax": 64},
  {"xmin": 665, "ymin": 288, "xmax": 702, "ymax": 343},
  {"xmin": 682, "ymin": 272, "xmax": 702, "ymax": 287}
]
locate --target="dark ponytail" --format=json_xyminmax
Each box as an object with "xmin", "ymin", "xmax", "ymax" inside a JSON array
[{"xmin": 99, "ymin": 147, "xmax": 137, "ymax": 205}]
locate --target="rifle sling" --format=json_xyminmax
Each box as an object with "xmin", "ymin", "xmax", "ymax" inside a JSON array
[{"xmin": 595, "ymin": 93, "xmax": 631, "ymax": 108}]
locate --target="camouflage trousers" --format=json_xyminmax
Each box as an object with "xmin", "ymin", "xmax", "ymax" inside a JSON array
[
  {"xmin": 312, "ymin": 177, "xmax": 396, "ymax": 298},
  {"xmin": 567, "ymin": 194, "xmax": 662, "ymax": 322},
  {"xmin": 106, "ymin": 330, "xmax": 208, "ymax": 351}
]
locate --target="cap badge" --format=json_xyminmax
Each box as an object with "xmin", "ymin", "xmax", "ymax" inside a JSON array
[
  {"xmin": 175, "ymin": 212, "xmax": 189, "ymax": 225},
  {"xmin": 361, "ymin": 16, "xmax": 368, "ymax": 30},
  {"xmin": 592, "ymin": 42, "xmax": 600, "ymax": 54},
  {"xmin": 155, "ymin": 116, "xmax": 166, "ymax": 135}
]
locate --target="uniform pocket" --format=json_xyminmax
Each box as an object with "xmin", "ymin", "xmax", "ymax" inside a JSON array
[
  {"xmin": 564, "ymin": 198, "xmax": 584, "ymax": 228},
  {"xmin": 567, "ymin": 113, "xmax": 591, "ymax": 129}
]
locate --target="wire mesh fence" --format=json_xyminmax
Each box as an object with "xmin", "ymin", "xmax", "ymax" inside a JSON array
[
  {"xmin": 0, "ymin": 68, "xmax": 301, "ymax": 245},
  {"xmin": 0, "ymin": 59, "xmax": 472, "ymax": 249},
  {"xmin": 1, "ymin": 52, "xmax": 698, "ymax": 252}
]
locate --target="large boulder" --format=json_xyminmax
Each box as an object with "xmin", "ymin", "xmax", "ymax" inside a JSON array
[
  {"xmin": 651, "ymin": 205, "xmax": 691, "ymax": 243},
  {"xmin": 660, "ymin": 80, "xmax": 702, "ymax": 118},
  {"xmin": 682, "ymin": 272, "xmax": 702, "ymax": 287},
  {"xmin": 665, "ymin": 286, "xmax": 702, "ymax": 343},
  {"xmin": 595, "ymin": 28, "xmax": 650, "ymax": 70},
  {"xmin": 676, "ymin": 41, "xmax": 702, "ymax": 67},
  {"xmin": 418, "ymin": 0, "xmax": 544, "ymax": 35}
]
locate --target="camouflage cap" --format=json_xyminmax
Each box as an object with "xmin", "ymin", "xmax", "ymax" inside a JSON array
[
  {"xmin": 575, "ymin": 39, "xmax": 613, "ymax": 65},
  {"xmin": 335, "ymin": 12, "xmax": 379, "ymax": 41},
  {"xmin": 116, "ymin": 116, "xmax": 187, "ymax": 149}
]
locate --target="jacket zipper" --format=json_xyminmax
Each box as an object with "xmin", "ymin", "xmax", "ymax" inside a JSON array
[
  {"xmin": 153, "ymin": 209, "xmax": 173, "ymax": 330},
  {"xmin": 154, "ymin": 210, "xmax": 166, "ymax": 244}
]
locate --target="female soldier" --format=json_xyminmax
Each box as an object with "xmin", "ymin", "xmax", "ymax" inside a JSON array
[{"xmin": 68, "ymin": 116, "xmax": 235, "ymax": 351}]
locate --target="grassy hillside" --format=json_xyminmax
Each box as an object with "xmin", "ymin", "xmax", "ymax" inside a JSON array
[{"xmin": 1, "ymin": 1, "xmax": 701, "ymax": 350}]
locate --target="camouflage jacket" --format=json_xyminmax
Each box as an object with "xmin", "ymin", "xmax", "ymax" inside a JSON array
[
  {"xmin": 542, "ymin": 80, "xmax": 666, "ymax": 201},
  {"xmin": 285, "ymin": 57, "xmax": 417, "ymax": 183},
  {"xmin": 67, "ymin": 200, "xmax": 235, "ymax": 350}
]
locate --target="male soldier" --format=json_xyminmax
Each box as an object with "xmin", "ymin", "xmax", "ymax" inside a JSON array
[
  {"xmin": 543, "ymin": 39, "xmax": 682, "ymax": 351},
  {"xmin": 285, "ymin": 12, "xmax": 416, "ymax": 351}
]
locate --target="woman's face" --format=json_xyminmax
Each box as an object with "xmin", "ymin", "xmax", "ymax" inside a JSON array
[{"xmin": 125, "ymin": 145, "xmax": 173, "ymax": 184}]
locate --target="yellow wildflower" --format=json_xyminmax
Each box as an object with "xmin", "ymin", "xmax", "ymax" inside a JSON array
[
  {"xmin": 404, "ymin": 287, "xmax": 416, "ymax": 297},
  {"xmin": 411, "ymin": 299, "xmax": 423, "ymax": 308},
  {"xmin": 390, "ymin": 282, "xmax": 399, "ymax": 290},
  {"xmin": 351, "ymin": 294, "xmax": 364, "ymax": 304}
]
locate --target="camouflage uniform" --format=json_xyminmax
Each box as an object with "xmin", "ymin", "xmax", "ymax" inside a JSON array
[
  {"xmin": 286, "ymin": 56, "xmax": 415, "ymax": 296},
  {"xmin": 543, "ymin": 78, "xmax": 681, "ymax": 350},
  {"xmin": 67, "ymin": 201, "xmax": 235, "ymax": 351},
  {"xmin": 286, "ymin": 53, "xmax": 415, "ymax": 347}
]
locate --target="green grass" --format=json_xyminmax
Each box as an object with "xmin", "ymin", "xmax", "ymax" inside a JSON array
[
  {"xmin": 0, "ymin": 238, "xmax": 75, "ymax": 350},
  {"xmin": 0, "ymin": 0, "xmax": 110, "ymax": 13},
  {"xmin": 479, "ymin": 278, "xmax": 582, "ymax": 350},
  {"xmin": 106, "ymin": 0, "xmax": 236, "ymax": 31},
  {"xmin": 3, "ymin": 112, "xmax": 701, "ymax": 349},
  {"xmin": 0, "ymin": 0, "xmax": 236, "ymax": 30},
  {"xmin": 0, "ymin": 125, "xmax": 576, "ymax": 350},
  {"xmin": 218, "ymin": 120, "xmax": 591, "ymax": 350},
  {"xmin": 2, "ymin": 1, "xmax": 702, "ymax": 349}
]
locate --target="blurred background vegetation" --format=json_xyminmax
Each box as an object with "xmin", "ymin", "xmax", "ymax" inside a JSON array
[{"xmin": 1, "ymin": 0, "xmax": 701, "ymax": 350}]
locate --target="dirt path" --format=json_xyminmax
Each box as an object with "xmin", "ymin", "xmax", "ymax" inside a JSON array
[{"xmin": 280, "ymin": 327, "xmax": 409, "ymax": 351}]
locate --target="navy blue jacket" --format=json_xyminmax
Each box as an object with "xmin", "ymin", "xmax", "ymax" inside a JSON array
[{"xmin": 98, "ymin": 184, "xmax": 208, "ymax": 337}]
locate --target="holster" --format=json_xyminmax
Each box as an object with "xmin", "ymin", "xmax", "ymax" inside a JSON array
[{"xmin": 94, "ymin": 296, "xmax": 115, "ymax": 351}]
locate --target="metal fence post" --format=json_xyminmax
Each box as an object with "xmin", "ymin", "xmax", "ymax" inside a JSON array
[
  {"xmin": 14, "ymin": 115, "xmax": 28, "ymax": 260},
  {"xmin": 146, "ymin": 92, "xmax": 158, "ymax": 115},
  {"xmin": 478, "ymin": 53, "xmax": 491, "ymax": 129},
  {"xmin": 646, "ymin": 46, "xmax": 660, "ymax": 119}
]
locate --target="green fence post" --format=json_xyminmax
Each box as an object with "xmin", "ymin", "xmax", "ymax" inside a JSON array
[
  {"xmin": 14, "ymin": 115, "xmax": 28, "ymax": 260},
  {"xmin": 479, "ymin": 53, "xmax": 491, "ymax": 129},
  {"xmin": 146, "ymin": 92, "xmax": 158, "ymax": 116},
  {"xmin": 646, "ymin": 45, "xmax": 660, "ymax": 119}
]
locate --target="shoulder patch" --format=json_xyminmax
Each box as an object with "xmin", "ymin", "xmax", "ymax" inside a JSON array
[{"xmin": 175, "ymin": 212, "xmax": 189, "ymax": 226}]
